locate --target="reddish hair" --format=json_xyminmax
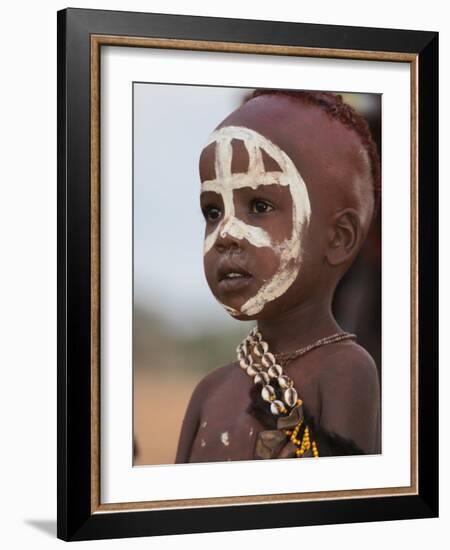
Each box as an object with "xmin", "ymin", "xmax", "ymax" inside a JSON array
[{"xmin": 246, "ymin": 89, "xmax": 381, "ymax": 220}]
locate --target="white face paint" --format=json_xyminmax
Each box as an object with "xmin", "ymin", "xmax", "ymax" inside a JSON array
[
  {"xmin": 202, "ymin": 126, "xmax": 311, "ymax": 316},
  {"xmin": 220, "ymin": 431, "xmax": 230, "ymax": 446}
]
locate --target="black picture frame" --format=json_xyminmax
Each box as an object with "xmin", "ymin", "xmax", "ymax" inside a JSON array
[{"xmin": 57, "ymin": 7, "xmax": 438, "ymax": 541}]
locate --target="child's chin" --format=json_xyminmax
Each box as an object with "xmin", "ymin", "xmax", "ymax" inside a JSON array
[
  {"xmin": 227, "ymin": 299, "xmax": 288, "ymax": 322},
  {"xmin": 231, "ymin": 311, "xmax": 256, "ymax": 321},
  {"xmin": 222, "ymin": 305, "xmax": 258, "ymax": 322}
]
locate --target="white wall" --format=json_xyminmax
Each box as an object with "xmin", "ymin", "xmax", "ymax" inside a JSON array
[{"xmin": 0, "ymin": 1, "xmax": 446, "ymax": 548}]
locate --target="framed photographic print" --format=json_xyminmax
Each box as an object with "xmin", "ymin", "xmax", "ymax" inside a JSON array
[{"xmin": 57, "ymin": 7, "xmax": 438, "ymax": 541}]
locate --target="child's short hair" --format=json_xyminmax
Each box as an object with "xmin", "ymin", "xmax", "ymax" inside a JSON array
[{"xmin": 244, "ymin": 89, "xmax": 381, "ymax": 221}]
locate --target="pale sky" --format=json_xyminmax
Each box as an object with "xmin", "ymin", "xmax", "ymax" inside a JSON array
[{"xmin": 134, "ymin": 83, "xmax": 252, "ymax": 335}]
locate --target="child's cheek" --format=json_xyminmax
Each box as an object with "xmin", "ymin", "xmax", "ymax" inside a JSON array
[{"xmin": 263, "ymin": 213, "xmax": 294, "ymax": 246}]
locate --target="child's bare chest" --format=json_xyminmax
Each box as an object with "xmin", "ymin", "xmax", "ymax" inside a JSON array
[
  {"xmin": 188, "ymin": 375, "xmax": 262, "ymax": 462},
  {"xmin": 188, "ymin": 361, "xmax": 321, "ymax": 463}
]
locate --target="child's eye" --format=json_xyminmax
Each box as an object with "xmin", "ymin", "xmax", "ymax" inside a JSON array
[
  {"xmin": 203, "ymin": 206, "xmax": 222, "ymax": 222},
  {"xmin": 250, "ymin": 199, "xmax": 274, "ymax": 214}
]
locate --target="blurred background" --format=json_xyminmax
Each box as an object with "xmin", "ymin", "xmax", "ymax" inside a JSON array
[{"xmin": 133, "ymin": 83, "xmax": 381, "ymax": 466}]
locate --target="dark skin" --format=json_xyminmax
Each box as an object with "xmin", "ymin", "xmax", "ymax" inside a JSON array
[{"xmin": 175, "ymin": 95, "xmax": 381, "ymax": 463}]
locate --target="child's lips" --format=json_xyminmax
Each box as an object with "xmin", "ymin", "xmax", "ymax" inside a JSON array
[
  {"xmin": 217, "ymin": 260, "xmax": 253, "ymax": 292},
  {"xmin": 218, "ymin": 273, "xmax": 253, "ymax": 292}
]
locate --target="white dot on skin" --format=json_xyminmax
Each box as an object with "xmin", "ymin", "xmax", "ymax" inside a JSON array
[
  {"xmin": 249, "ymin": 427, "xmax": 254, "ymax": 437},
  {"xmin": 200, "ymin": 438, "xmax": 206, "ymax": 447},
  {"xmin": 220, "ymin": 431, "xmax": 230, "ymax": 446},
  {"xmin": 201, "ymin": 421, "xmax": 207, "ymax": 428}
]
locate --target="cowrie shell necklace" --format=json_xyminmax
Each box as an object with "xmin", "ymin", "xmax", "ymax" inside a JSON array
[{"xmin": 236, "ymin": 326, "xmax": 356, "ymax": 417}]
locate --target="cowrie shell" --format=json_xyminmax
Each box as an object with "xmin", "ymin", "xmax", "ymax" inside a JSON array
[
  {"xmin": 261, "ymin": 385, "xmax": 276, "ymax": 402},
  {"xmin": 261, "ymin": 352, "xmax": 276, "ymax": 367},
  {"xmin": 284, "ymin": 387, "xmax": 298, "ymax": 408},
  {"xmin": 268, "ymin": 364, "xmax": 283, "ymax": 378},
  {"xmin": 270, "ymin": 400, "xmax": 286, "ymax": 415},
  {"xmin": 254, "ymin": 372, "xmax": 270, "ymax": 385},
  {"xmin": 278, "ymin": 375, "xmax": 293, "ymax": 389},
  {"xmin": 254, "ymin": 341, "xmax": 269, "ymax": 357},
  {"xmin": 246, "ymin": 365, "xmax": 260, "ymax": 376}
]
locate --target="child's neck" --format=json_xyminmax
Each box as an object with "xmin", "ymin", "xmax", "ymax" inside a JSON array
[{"xmin": 256, "ymin": 296, "xmax": 341, "ymax": 354}]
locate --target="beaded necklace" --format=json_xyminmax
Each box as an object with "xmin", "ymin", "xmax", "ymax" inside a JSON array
[{"xmin": 236, "ymin": 326, "xmax": 356, "ymax": 459}]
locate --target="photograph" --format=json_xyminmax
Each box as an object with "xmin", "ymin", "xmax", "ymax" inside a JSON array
[{"xmin": 132, "ymin": 84, "xmax": 382, "ymax": 466}]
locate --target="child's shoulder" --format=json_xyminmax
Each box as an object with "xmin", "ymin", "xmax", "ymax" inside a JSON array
[
  {"xmin": 287, "ymin": 339, "xmax": 378, "ymax": 404},
  {"xmin": 315, "ymin": 339, "xmax": 377, "ymax": 374},
  {"xmin": 192, "ymin": 360, "xmax": 240, "ymax": 397},
  {"xmin": 307, "ymin": 339, "xmax": 379, "ymax": 403}
]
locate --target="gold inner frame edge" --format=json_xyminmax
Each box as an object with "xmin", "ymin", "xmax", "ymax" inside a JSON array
[{"xmin": 90, "ymin": 34, "xmax": 419, "ymax": 514}]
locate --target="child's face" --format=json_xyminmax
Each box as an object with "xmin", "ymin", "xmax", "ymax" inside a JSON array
[
  {"xmin": 200, "ymin": 124, "xmax": 311, "ymax": 319},
  {"xmin": 199, "ymin": 95, "xmax": 372, "ymax": 320}
]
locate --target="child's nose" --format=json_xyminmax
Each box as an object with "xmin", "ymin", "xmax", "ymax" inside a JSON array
[{"xmin": 214, "ymin": 216, "xmax": 244, "ymax": 253}]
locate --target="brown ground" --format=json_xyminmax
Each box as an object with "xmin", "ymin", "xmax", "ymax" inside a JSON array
[{"xmin": 133, "ymin": 369, "xmax": 202, "ymax": 465}]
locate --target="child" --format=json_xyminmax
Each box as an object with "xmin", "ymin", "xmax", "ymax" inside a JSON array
[{"xmin": 175, "ymin": 89, "xmax": 381, "ymax": 463}]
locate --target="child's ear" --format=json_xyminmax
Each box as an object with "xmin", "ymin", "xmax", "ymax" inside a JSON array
[{"xmin": 325, "ymin": 208, "xmax": 363, "ymax": 267}]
